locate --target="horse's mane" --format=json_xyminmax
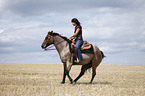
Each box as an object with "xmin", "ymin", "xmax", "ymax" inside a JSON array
[{"xmin": 48, "ymin": 31, "xmax": 69, "ymax": 42}]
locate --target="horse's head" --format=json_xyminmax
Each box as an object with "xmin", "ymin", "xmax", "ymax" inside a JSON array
[{"xmin": 41, "ymin": 31, "xmax": 54, "ymax": 49}]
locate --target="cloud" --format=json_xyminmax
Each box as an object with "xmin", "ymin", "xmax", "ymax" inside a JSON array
[
  {"xmin": 0, "ymin": 0, "xmax": 4, "ymax": 11},
  {"xmin": 0, "ymin": 0, "xmax": 145, "ymax": 65},
  {"xmin": 0, "ymin": 29, "xmax": 4, "ymax": 34},
  {"xmin": 1, "ymin": 0, "xmax": 144, "ymax": 16}
]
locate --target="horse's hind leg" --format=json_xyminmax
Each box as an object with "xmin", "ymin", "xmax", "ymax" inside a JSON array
[
  {"xmin": 74, "ymin": 63, "xmax": 92, "ymax": 83},
  {"xmin": 90, "ymin": 67, "xmax": 97, "ymax": 84}
]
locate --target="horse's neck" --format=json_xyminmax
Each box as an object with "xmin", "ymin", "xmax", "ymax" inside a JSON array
[{"xmin": 53, "ymin": 36, "xmax": 69, "ymax": 55}]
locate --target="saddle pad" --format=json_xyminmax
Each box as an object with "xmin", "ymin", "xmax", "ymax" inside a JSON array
[
  {"xmin": 81, "ymin": 44, "xmax": 94, "ymax": 54},
  {"xmin": 69, "ymin": 40, "xmax": 94, "ymax": 54}
]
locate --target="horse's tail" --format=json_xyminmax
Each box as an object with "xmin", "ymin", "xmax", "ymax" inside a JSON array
[
  {"xmin": 100, "ymin": 51, "xmax": 106, "ymax": 59},
  {"xmin": 93, "ymin": 45, "xmax": 106, "ymax": 60}
]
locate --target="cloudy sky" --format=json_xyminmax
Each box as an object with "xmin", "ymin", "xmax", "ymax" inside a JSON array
[{"xmin": 0, "ymin": 0, "xmax": 145, "ymax": 65}]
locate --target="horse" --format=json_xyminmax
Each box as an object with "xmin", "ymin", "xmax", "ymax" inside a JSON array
[{"xmin": 41, "ymin": 31, "xmax": 105, "ymax": 84}]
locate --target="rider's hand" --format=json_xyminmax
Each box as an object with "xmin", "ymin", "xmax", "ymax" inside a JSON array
[
  {"xmin": 71, "ymin": 37, "xmax": 74, "ymax": 40},
  {"xmin": 68, "ymin": 37, "xmax": 74, "ymax": 40}
]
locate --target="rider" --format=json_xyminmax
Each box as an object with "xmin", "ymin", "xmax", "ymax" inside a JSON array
[{"xmin": 69, "ymin": 18, "xmax": 84, "ymax": 63}]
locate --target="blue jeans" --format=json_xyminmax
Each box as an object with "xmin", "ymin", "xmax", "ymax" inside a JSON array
[{"xmin": 75, "ymin": 39, "xmax": 84, "ymax": 60}]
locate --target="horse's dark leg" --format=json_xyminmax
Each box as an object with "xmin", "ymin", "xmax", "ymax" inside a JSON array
[
  {"xmin": 74, "ymin": 64, "xmax": 92, "ymax": 83},
  {"xmin": 89, "ymin": 67, "xmax": 97, "ymax": 84},
  {"xmin": 73, "ymin": 65, "xmax": 86, "ymax": 83},
  {"xmin": 61, "ymin": 64, "xmax": 66, "ymax": 84},
  {"xmin": 66, "ymin": 70, "xmax": 73, "ymax": 84},
  {"xmin": 66, "ymin": 61, "xmax": 73, "ymax": 84}
]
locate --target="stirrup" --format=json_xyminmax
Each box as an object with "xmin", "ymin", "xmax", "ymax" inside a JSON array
[{"xmin": 74, "ymin": 58, "xmax": 80, "ymax": 63}]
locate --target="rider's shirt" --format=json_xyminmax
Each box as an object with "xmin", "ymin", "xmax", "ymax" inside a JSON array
[{"xmin": 74, "ymin": 25, "xmax": 82, "ymax": 39}]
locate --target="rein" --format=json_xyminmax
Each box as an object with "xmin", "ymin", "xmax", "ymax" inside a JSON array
[
  {"xmin": 44, "ymin": 38, "xmax": 66, "ymax": 51},
  {"xmin": 44, "ymin": 45, "xmax": 55, "ymax": 51}
]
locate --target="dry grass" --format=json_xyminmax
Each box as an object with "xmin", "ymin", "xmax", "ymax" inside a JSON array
[{"xmin": 0, "ymin": 63, "xmax": 145, "ymax": 96}]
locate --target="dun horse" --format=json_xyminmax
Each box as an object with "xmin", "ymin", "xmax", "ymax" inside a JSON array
[{"xmin": 41, "ymin": 31, "xmax": 105, "ymax": 84}]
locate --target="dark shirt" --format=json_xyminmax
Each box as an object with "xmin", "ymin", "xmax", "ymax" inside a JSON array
[{"xmin": 74, "ymin": 25, "xmax": 82, "ymax": 39}]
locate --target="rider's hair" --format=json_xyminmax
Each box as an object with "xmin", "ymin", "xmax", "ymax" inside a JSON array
[{"xmin": 71, "ymin": 18, "xmax": 81, "ymax": 26}]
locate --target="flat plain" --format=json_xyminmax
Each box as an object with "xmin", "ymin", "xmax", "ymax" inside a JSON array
[{"xmin": 0, "ymin": 63, "xmax": 145, "ymax": 96}]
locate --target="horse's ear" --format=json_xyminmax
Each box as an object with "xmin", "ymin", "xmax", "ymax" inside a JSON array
[{"xmin": 48, "ymin": 31, "xmax": 53, "ymax": 35}]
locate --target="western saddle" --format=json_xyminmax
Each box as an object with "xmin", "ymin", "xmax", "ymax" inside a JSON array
[
  {"xmin": 70, "ymin": 40, "xmax": 93, "ymax": 63},
  {"xmin": 71, "ymin": 40, "xmax": 92, "ymax": 50}
]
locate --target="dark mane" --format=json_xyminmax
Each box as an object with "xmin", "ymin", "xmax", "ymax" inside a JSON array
[{"xmin": 49, "ymin": 32, "xmax": 69, "ymax": 42}]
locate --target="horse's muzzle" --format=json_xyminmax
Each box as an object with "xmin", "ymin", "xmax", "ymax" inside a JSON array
[{"xmin": 41, "ymin": 44, "xmax": 46, "ymax": 49}]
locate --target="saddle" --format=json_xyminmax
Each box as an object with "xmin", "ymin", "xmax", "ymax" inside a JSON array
[
  {"xmin": 71, "ymin": 40, "xmax": 92, "ymax": 50},
  {"xmin": 70, "ymin": 40, "xmax": 94, "ymax": 63}
]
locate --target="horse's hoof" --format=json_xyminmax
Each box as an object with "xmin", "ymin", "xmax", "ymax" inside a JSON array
[
  {"xmin": 70, "ymin": 81, "xmax": 76, "ymax": 84},
  {"xmin": 70, "ymin": 82, "xmax": 73, "ymax": 84},
  {"xmin": 69, "ymin": 79, "xmax": 73, "ymax": 84},
  {"xmin": 89, "ymin": 82, "xmax": 92, "ymax": 84},
  {"xmin": 73, "ymin": 81, "xmax": 76, "ymax": 84},
  {"xmin": 61, "ymin": 82, "xmax": 65, "ymax": 84}
]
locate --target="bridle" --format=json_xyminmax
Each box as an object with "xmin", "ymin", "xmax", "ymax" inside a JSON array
[{"xmin": 44, "ymin": 35, "xmax": 66, "ymax": 51}]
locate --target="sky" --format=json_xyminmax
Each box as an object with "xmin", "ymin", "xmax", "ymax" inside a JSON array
[{"xmin": 0, "ymin": 0, "xmax": 145, "ymax": 65}]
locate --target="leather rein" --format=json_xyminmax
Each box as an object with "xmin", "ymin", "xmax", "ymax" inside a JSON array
[{"xmin": 44, "ymin": 36, "xmax": 69, "ymax": 51}]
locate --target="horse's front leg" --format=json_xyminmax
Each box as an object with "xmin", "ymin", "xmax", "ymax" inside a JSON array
[
  {"xmin": 66, "ymin": 60, "xmax": 73, "ymax": 84},
  {"xmin": 61, "ymin": 63, "xmax": 66, "ymax": 84}
]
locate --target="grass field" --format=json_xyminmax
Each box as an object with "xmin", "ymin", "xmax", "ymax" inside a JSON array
[{"xmin": 0, "ymin": 63, "xmax": 145, "ymax": 96}]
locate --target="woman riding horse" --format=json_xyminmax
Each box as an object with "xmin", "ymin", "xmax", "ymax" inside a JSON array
[
  {"xmin": 41, "ymin": 18, "xmax": 105, "ymax": 84},
  {"xmin": 68, "ymin": 18, "xmax": 84, "ymax": 63}
]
